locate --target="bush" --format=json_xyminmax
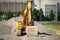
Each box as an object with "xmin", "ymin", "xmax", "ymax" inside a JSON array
[
  {"xmin": 13, "ymin": 11, "xmax": 22, "ymax": 17},
  {"xmin": 3, "ymin": 10, "xmax": 13, "ymax": 20},
  {"xmin": 0, "ymin": 10, "xmax": 22, "ymax": 20},
  {"xmin": 44, "ymin": 16, "xmax": 50, "ymax": 21}
]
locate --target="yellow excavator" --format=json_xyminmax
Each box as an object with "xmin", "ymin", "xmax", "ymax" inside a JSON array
[{"xmin": 15, "ymin": 1, "xmax": 33, "ymax": 36}]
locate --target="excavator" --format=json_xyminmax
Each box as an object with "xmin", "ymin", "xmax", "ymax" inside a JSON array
[{"xmin": 15, "ymin": 1, "xmax": 33, "ymax": 36}]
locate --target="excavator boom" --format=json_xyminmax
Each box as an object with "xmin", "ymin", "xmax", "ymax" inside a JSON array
[{"xmin": 16, "ymin": 1, "xmax": 32, "ymax": 35}]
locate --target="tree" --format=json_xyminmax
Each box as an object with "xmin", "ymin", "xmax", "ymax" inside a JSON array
[
  {"xmin": 49, "ymin": 10, "xmax": 54, "ymax": 21},
  {"xmin": 39, "ymin": 8, "xmax": 44, "ymax": 21},
  {"xmin": 32, "ymin": 9, "xmax": 36, "ymax": 20},
  {"xmin": 32, "ymin": 9, "xmax": 40, "ymax": 21},
  {"xmin": 35, "ymin": 10, "xmax": 40, "ymax": 21},
  {"xmin": 57, "ymin": 12, "xmax": 60, "ymax": 21}
]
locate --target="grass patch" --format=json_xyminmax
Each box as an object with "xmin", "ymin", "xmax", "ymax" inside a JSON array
[{"xmin": 42, "ymin": 23, "xmax": 60, "ymax": 29}]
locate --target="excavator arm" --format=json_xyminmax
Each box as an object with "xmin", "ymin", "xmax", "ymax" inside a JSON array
[{"xmin": 22, "ymin": 1, "xmax": 32, "ymax": 28}]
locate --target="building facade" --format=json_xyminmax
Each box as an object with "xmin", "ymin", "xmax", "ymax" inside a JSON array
[
  {"xmin": 0, "ymin": 2, "xmax": 26, "ymax": 12},
  {"xmin": 0, "ymin": 0, "xmax": 33, "ymax": 12},
  {"xmin": 0, "ymin": 0, "xmax": 60, "ymax": 21},
  {"xmin": 34, "ymin": 0, "xmax": 60, "ymax": 21}
]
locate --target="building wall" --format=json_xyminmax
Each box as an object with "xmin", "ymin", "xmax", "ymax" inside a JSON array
[
  {"xmin": 34, "ymin": 0, "xmax": 40, "ymax": 10},
  {"xmin": 45, "ymin": 5, "xmax": 56, "ymax": 16},
  {"xmin": 33, "ymin": 0, "xmax": 59, "ymax": 15},
  {"xmin": 0, "ymin": 2, "xmax": 27, "ymax": 12},
  {"xmin": 41, "ymin": 0, "xmax": 45, "ymax": 15},
  {"xmin": 0, "ymin": 0, "xmax": 33, "ymax": 12},
  {"xmin": 44, "ymin": 0, "xmax": 57, "ymax": 4},
  {"xmin": 33, "ymin": 0, "xmax": 60, "ymax": 21},
  {"xmin": 44, "ymin": 0, "xmax": 57, "ymax": 16},
  {"xmin": 0, "ymin": 0, "xmax": 60, "ymax": 15},
  {"xmin": 57, "ymin": 3, "xmax": 60, "ymax": 12},
  {"xmin": 0, "ymin": 0, "xmax": 32, "ymax": 3}
]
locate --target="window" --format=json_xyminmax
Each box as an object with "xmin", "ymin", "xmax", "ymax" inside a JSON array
[
  {"xmin": 45, "ymin": 4, "xmax": 56, "ymax": 16},
  {"xmin": 57, "ymin": 3, "xmax": 60, "ymax": 12}
]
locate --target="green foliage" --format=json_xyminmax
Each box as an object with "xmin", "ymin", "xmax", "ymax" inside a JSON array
[
  {"xmin": 32, "ymin": 9, "xmax": 36, "ymax": 20},
  {"xmin": 0, "ymin": 10, "xmax": 22, "ymax": 21},
  {"xmin": 13, "ymin": 11, "xmax": 22, "ymax": 17},
  {"xmin": 32, "ymin": 8, "xmax": 45, "ymax": 21},
  {"xmin": 32, "ymin": 8, "xmax": 55, "ymax": 21},
  {"xmin": 0, "ymin": 8, "xmax": 56, "ymax": 21},
  {"xmin": 49, "ymin": 10, "xmax": 54, "ymax": 21},
  {"xmin": 39, "ymin": 8, "xmax": 44, "ymax": 21},
  {"xmin": 3, "ymin": 10, "xmax": 13, "ymax": 20},
  {"xmin": 42, "ymin": 23, "xmax": 60, "ymax": 29},
  {"xmin": 32, "ymin": 9, "xmax": 40, "ymax": 21},
  {"xmin": 44, "ymin": 16, "xmax": 50, "ymax": 21},
  {"xmin": 57, "ymin": 12, "xmax": 60, "ymax": 21},
  {"xmin": 0, "ymin": 11, "xmax": 4, "ymax": 15}
]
